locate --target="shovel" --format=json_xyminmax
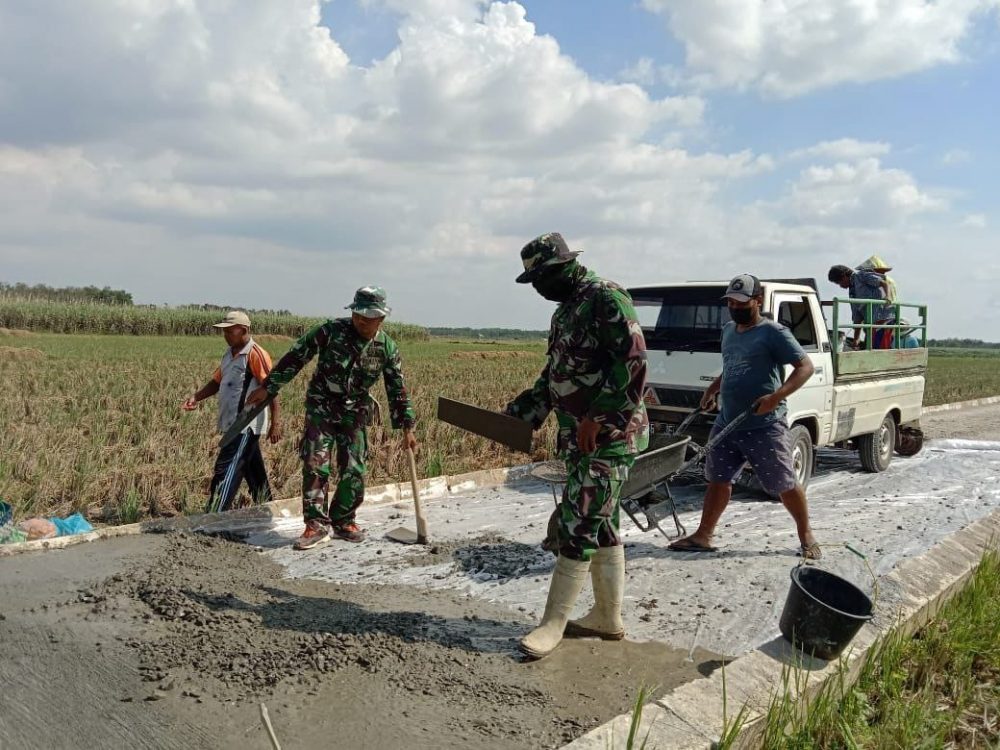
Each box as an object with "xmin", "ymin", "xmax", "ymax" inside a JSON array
[{"xmin": 385, "ymin": 446, "xmax": 429, "ymax": 545}]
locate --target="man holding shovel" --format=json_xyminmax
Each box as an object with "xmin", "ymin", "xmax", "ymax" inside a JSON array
[
  {"xmin": 245, "ymin": 287, "xmax": 417, "ymax": 550},
  {"xmin": 667, "ymin": 274, "xmax": 821, "ymax": 559},
  {"xmin": 505, "ymin": 232, "xmax": 649, "ymax": 660}
]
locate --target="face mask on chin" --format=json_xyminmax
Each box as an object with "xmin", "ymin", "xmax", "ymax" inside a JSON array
[
  {"xmin": 729, "ymin": 305, "xmax": 755, "ymax": 325},
  {"xmin": 531, "ymin": 270, "xmax": 577, "ymax": 302}
]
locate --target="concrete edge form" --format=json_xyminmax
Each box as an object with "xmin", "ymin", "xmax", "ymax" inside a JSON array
[
  {"xmin": 560, "ymin": 507, "xmax": 1000, "ymax": 750},
  {"xmin": 0, "ymin": 460, "xmax": 539, "ymax": 558},
  {"xmin": 923, "ymin": 394, "xmax": 1000, "ymax": 414}
]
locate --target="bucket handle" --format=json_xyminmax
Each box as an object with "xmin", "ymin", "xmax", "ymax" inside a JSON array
[
  {"xmin": 795, "ymin": 542, "xmax": 880, "ymax": 609},
  {"xmin": 845, "ymin": 543, "xmax": 880, "ymax": 609}
]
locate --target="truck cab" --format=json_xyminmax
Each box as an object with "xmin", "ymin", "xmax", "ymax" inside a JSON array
[{"xmin": 629, "ymin": 279, "xmax": 927, "ymax": 488}]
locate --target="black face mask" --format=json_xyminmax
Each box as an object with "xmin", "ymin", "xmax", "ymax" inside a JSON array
[
  {"xmin": 531, "ymin": 270, "xmax": 577, "ymax": 302},
  {"xmin": 729, "ymin": 306, "xmax": 756, "ymax": 325}
]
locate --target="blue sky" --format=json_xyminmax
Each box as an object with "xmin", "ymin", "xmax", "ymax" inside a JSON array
[{"xmin": 1, "ymin": 0, "xmax": 998, "ymax": 338}]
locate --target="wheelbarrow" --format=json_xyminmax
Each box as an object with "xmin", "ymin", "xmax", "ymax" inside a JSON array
[{"xmin": 532, "ymin": 408, "xmax": 751, "ymax": 548}]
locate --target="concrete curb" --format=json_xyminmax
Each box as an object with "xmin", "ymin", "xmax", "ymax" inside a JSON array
[
  {"xmin": 923, "ymin": 395, "xmax": 1000, "ymax": 414},
  {"xmin": 0, "ymin": 462, "xmax": 540, "ymax": 558},
  {"xmin": 5, "ymin": 392, "xmax": 1000, "ymax": 558},
  {"xmin": 560, "ymin": 508, "xmax": 1000, "ymax": 750}
]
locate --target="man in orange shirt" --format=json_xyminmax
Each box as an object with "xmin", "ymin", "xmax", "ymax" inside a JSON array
[{"xmin": 182, "ymin": 311, "xmax": 282, "ymax": 512}]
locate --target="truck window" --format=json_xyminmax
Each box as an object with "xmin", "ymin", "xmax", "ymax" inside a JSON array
[
  {"xmin": 776, "ymin": 295, "xmax": 818, "ymax": 350},
  {"xmin": 629, "ymin": 286, "xmax": 728, "ymax": 352}
]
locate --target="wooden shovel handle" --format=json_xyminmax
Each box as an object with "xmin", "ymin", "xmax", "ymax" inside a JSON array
[{"xmin": 407, "ymin": 446, "xmax": 428, "ymax": 543}]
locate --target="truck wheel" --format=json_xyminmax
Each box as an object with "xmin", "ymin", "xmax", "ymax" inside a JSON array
[
  {"xmin": 858, "ymin": 414, "xmax": 896, "ymax": 472},
  {"xmin": 789, "ymin": 424, "xmax": 814, "ymax": 489},
  {"xmin": 895, "ymin": 425, "xmax": 924, "ymax": 457}
]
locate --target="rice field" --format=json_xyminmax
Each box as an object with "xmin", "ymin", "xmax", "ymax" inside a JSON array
[
  {"xmin": 1, "ymin": 330, "xmax": 998, "ymax": 525},
  {"xmin": 0, "ymin": 331, "xmax": 550, "ymax": 523}
]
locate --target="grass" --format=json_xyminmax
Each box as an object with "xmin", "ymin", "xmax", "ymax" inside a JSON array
[
  {"xmin": 731, "ymin": 550, "xmax": 1000, "ymax": 749},
  {"xmin": 1, "ymin": 330, "xmax": 999, "ymax": 523}
]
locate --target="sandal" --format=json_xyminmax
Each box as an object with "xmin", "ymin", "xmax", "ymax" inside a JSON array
[
  {"xmin": 667, "ymin": 536, "xmax": 718, "ymax": 553},
  {"xmin": 799, "ymin": 542, "xmax": 822, "ymax": 560}
]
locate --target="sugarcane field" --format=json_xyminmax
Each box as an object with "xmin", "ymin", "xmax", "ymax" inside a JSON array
[{"xmin": 3, "ymin": 3, "xmax": 1000, "ymax": 750}]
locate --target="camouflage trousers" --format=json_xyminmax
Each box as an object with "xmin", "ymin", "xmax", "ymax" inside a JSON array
[
  {"xmin": 299, "ymin": 419, "xmax": 368, "ymax": 526},
  {"xmin": 555, "ymin": 450, "xmax": 635, "ymax": 561}
]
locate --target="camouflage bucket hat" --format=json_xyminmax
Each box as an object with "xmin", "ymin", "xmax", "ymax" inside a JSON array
[
  {"xmin": 347, "ymin": 286, "xmax": 391, "ymax": 319},
  {"xmin": 515, "ymin": 232, "xmax": 582, "ymax": 283}
]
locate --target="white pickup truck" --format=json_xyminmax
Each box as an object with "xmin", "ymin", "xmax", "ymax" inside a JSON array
[{"xmin": 629, "ymin": 279, "xmax": 928, "ymax": 489}]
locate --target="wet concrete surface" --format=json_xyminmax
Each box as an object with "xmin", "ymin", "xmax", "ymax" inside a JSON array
[
  {"xmin": 3, "ymin": 405, "xmax": 999, "ymax": 749},
  {"xmin": 0, "ymin": 533, "xmax": 709, "ymax": 750}
]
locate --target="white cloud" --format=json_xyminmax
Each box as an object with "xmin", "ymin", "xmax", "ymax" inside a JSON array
[
  {"xmin": 790, "ymin": 139, "xmax": 891, "ymax": 161},
  {"xmin": 782, "ymin": 158, "xmax": 945, "ymax": 227},
  {"xmin": 962, "ymin": 213, "xmax": 987, "ymax": 228},
  {"xmin": 640, "ymin": 0, "xmax": 1000, "ymax": 97},
  {"xmin": 942, "ymin": 148, "xmax": 972, "ymax": 165},
  {"xmin": 0, "ymin": 1, "xmax": 994, "ymax": 339}
]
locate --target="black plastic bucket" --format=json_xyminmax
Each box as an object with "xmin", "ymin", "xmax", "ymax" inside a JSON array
[{"xmin": 779, "ymin": 566, "xmax": 874, "ymax": 660}]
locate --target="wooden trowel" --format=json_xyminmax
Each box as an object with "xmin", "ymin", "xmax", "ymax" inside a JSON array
[{"xmin": 385, "ymin": 446, "xmax": 429, "ymax": 545}]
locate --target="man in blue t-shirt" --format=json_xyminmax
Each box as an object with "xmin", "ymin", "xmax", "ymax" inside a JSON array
[
  {"xmin": 668, "ymin": 274, "xmax": 822, "ymax": 560},
  {"xmin": 828, "ymin": 264, "xmax": 894, "ymax": 349}
]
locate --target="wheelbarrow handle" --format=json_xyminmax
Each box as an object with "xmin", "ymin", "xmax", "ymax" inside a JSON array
[
  {"xmin": 673, "ymin": 407, "xmax": 704, "ymax": 436},
  {"xmin": 673, "ymin": 408, "xmax": 753, "ymax": 477}
]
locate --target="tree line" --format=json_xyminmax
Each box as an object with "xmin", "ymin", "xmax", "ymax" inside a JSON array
[
  {"xmin": 928, "ymin": 338, "xmax": 1000, "ymax": 349},
  {"xmin": 0, "ymin": 282, "xmax": 134, "ymax": 306},
  {"xmin": 428, "ymin": 326, "xmax": 548, "ymax": 340}
]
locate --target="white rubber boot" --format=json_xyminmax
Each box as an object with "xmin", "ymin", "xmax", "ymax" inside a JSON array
[
  {"xmin": 565, "ymin": 545, "xmax": 625, "ymax": 640},
  {"xmin": 519, "ymin": 555, "xmax": 591, "ymax": 660}
]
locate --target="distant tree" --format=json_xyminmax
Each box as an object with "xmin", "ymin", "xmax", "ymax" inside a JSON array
[{"xmin": 0, "ymin": 281, "xmax": 133, "ymax": 305}]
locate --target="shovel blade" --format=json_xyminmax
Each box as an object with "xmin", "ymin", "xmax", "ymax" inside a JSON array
[{"xmin": 385, "ymin": 526, "xmax": 428, "ymax": 545}]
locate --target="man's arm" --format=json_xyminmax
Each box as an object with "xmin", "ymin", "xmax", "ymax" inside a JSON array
[
  {"xmin": 755, "ymin": 324, "xmax": 814, "ymax": 415},
  {"xmin": 182, "ymin": 377, "xmax": 220, "ymax": 411},
  {"xmin": 266, "ymin": 397, "xmax": 282, "ymax": 443},
  {"xmin": 700, "ymin": 375, "xmax": 722, "ymax": 411},
  {"xmin": 585, "ymin": 289, "xmax": 647, "ymax": 432},
  {"xmin": 505, "ymin": 363, "xmax": 553, "ymax": 428},
  {"xmin": 381, "ymin": 338, "xmax": 417, "ymax": 451},
  {"xmin": 246, "ymin": 322, "xmax": 326, "ymax": 407},
  {"xmin": 249, "ymin": 345, "xmax": 283, "ymax": 444}
]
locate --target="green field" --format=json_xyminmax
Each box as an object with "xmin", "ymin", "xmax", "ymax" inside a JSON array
[{"xmin": 2, "ymin": 331, "xmax": 998, "ymax": 524}]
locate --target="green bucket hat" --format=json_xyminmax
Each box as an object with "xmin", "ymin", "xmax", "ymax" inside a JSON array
[
  {"xmin": 347, "ymin": 286, "xmax": 391, "ymax": 319},
  {"xmin": 515, "ymin": 232, "xmax": 582, "ymax": 283}
]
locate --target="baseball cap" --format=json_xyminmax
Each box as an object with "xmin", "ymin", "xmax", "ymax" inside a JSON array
[
  {"xmin": 721, "ymin": 274, "xmax": 762, "ymax": 302},
  {"xmin": 346, "ymin": 286, "xmax": 391, "ymax": 319},
  {"xmin": 212, "ymin": 310, "xmax": 251, "ymax": 328},
  {"xmin": 515, "ymin": 232, "xmax": 582, "ymax": 283}
]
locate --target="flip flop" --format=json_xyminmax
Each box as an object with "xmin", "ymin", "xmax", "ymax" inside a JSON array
[
  {"xmin": 799, "ymin": 542, "xmax": 822, "ymax": 560},
  {"xmin": 667, "ymin": 537, "xmax": 718, "ymax": 553}
]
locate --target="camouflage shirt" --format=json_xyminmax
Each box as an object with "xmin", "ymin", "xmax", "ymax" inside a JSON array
[
  {"xmin": 507, "ymin": 269, "xmax": 649, "ymax": 455},
  {"xmin": 265, "ymin": 318, "xmax": 416, "ymax": 430}
]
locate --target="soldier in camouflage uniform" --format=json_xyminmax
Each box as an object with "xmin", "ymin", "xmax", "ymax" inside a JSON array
[
  {"xmin": 505, "ymin": 232, "xmax": 649, "ymax": 659},
  {"xmin": 246, "ymin": 287, "xmax": 417, "ymax": 550}
]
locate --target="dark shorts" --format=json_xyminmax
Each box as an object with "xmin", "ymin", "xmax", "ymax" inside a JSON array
[{"xmin": 705, "ymin": 421, "xmax": 797, "ymax": 496}]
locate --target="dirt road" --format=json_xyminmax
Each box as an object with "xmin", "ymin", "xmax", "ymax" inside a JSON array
[{"xmin": 1, "ymin": 403, "xmax": 996, "ymax": 750}]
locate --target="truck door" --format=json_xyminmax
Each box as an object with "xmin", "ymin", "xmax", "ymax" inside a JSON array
[{"xmin": 774, "ymin": 292, "xmax": 832, "ymax": 440}]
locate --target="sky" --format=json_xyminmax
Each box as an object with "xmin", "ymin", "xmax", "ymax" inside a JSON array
[{"xmin": 1, "ymin": 0, "xmax": 998, "ymax": 339}]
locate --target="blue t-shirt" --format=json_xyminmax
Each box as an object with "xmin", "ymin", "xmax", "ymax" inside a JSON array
[
  {"xmin": 849, "ymin": 270, "xmax": 893, "ymax": 323},
  {"xmin": 717, "ymin": 319, "xmax": 807, "ymax": 432}
]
